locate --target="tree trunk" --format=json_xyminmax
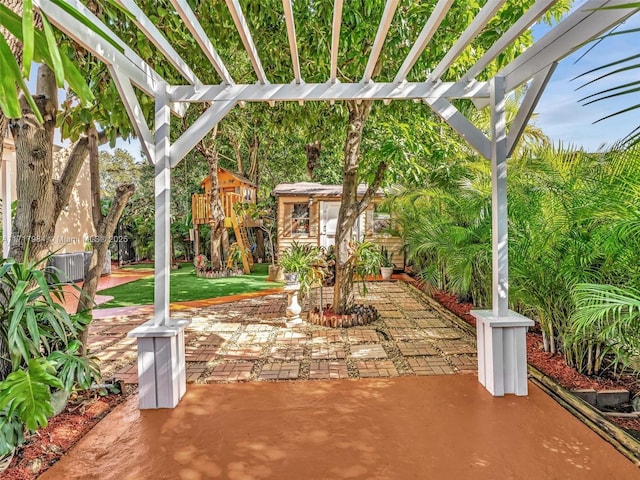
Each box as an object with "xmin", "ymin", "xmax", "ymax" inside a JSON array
[
  {"xmin": 332, "ymin": 100, "xmax": 388, "ymax": 314},
  {"xmin": 77, "ymin": 183, "xmax": 135, "ymax": 354},
  {"xmin": 305, "ymin": 140, "xmax": 321, "ymax": 180},
  {"xmin": 207, "ymin": 150, "xmax": 226, "ymax": 270},
  {"xmin": 1, "ymin": 63, "xmax": 100, "ymax": 377},
  {"xmin": 255, "ymin": 228, "xmax": 265, "ymax": 261},
  {"xmin": 8, "ymin": 67, "xmax": 58, "ymax": 263},
  {"xmin": 333, "ymin": 101, "xmax": 373, "ymax": 314}
]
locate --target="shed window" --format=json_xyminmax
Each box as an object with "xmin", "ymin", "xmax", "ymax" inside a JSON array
[
  {"xmin": 373, "ymin": 208, "xmax": 391, "ymax": 234},
  {"xmin": 291, "ymin": 203, "xmax": 310, "ymax": 234}
]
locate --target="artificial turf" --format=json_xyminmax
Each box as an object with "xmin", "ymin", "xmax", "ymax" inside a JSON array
[{"xmin": 97, "ymin": 263, "xmax": 280, "ymax": 308}]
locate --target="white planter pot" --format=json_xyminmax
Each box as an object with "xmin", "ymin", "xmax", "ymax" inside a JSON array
[{"xmin": 380, "ymin": 266, "xmax": 393, "ymax": 280}]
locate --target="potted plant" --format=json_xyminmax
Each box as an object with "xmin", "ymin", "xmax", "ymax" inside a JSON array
[
  {"xmin": 380, "ymin": 246, "xmax": 395, "ymax": 281},
  {"xmin": 279, "ymin": 242, "xmax": 325, "ymax": 293}
]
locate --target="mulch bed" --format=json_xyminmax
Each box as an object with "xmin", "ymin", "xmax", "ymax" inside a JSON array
[
  {"xmin": 2, "ymin": 389, "xmax": 129, "ymax": 480},
  {"xmin": 421, "ymin": 283, "xmax": 640, "ymax": 434}
]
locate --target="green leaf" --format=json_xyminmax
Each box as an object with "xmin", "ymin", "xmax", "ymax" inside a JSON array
[
  {"xmin": 0, "ymin": 359, "xmax": 62, "ymax": 431},
  {"xmin": 0, "ymin": 34, "xmax": 22, "ymax": 118},
  {"xmin": 41, "ymin": 14, "xmax": 64, "ymax": 89},
  {"xmin": 0, "ymin": 26, "xmax": 42, "ymax": 122},
  {"xmin": 48, "ymin": 0, "xmax": 125, "ymax": 54},
  {"xmin": 21, "ymin": 0, "xmax": 34, "ymax": 77}
]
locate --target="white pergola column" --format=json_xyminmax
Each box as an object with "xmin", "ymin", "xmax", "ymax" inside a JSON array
[
  {"xmin": 128, "ymin": 84, "xmax": 189, "ymax": 409},
  {"xmin": 1, "ymin": 156, "xmax": 11, "ymax": 258},
  {"xmin": 473, "ymin": 77, "xmax": 533, "ymax": 397}
]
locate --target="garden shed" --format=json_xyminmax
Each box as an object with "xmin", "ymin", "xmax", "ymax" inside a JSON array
[{"xmin": 272, "ymin": 182, "xmax": 404, "ymax": 268}]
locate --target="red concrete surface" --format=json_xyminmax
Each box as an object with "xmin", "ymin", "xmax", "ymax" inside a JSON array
[
  {"xmin": 41, "ymin": 375, "xmax": 639, "ymax": 480},
  {"xmin": 60, "ymin": 267, "xmax": 154, "ymax": 314}
]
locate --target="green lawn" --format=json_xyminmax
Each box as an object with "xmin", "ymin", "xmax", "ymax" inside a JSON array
[{"xmin": 98, "ymin": 263, "xmax": 281, "ymax": 308}]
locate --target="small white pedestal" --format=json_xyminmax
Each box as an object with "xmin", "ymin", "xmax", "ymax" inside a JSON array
[
  {"xmin": 128, "ymin": 318, "xmax": 190, "ymax": 409},
  {"xmin": 472, "ymin": 310, "xmax": 534, "ymax": 397},
  {"xmin": 284, "ymin": 282, "xmax": 303, "ymax": 327}
]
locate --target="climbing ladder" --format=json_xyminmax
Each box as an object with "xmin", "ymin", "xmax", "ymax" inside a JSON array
[{"xmin": 228, "ymin": 207, "xmax": 253, "ymax": 274}]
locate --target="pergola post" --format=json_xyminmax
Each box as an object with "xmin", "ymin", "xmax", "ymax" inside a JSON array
[
  {"xmin": 473, "ymin": 77, "xmax": 533, "ymax": 397},
  {"xmin": 128, "ymin": 84, "xmax": 189, "ymax": 409}
]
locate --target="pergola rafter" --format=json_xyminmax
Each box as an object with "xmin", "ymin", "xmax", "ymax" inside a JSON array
[
  {"xmin": 362, "ymin": 0, "xmax": 400, "ymax": 83},
  {"xmin": 282, "ymin": 0, "xmax": 302, "ymax": 85},
  {"xmin": 225, "ymin": 0, "xmax": 269, "ymax": 84},
  {"xmin": 428, "ymin": 0, "xmax": 508, "ymax": 82},
  {"xmin": 26, "ymin": 0, "xmax": 639, "ymax": 409},
  {"xmin": 329, "ymin": 0, "xmax": 344, "ymax": 85},
  {"xmin": 394, "ymin": 0, "xmax": 454, "ymax": 83},
  {"xmin": 169, "ymin": 0, "xmax": 235, "ymax": 85},
  {"xmin": 461, "ymin": 0, "xmax": 558, "ymax": 83},
  {"xmin": 112, "ymin": 0, "xmax": 202, "ymax": 86},
  {"xmin": 501, "ymin": 0, "xmax": 636, "ymax": 91}
]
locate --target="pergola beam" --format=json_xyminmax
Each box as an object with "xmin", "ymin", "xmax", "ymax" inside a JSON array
[
  {"xmin": 507, "ymin": 63, "xmax": 556, "ymax": 158},
  {"xmin": 169, "ymin": 0, "xmax": 234, "ymax": 85},
  {"xmin": 225, "ymin": 0, "xmax": 269, "ymax": 84},
  {"xmin": 169, "ymin": 81, "xmax": 489, "ymax": 103},
  {"xmin": 394, "ymin": 0, "xmax": 454, "ymax": 83},
  {"xmin": 170, "ymin": 101, "xmax": 237, "ymax": 167},
  {"xmin": 330, "ymin": 0, "xmax": 344, "ymax": 83},
  {"xmin": 109, "ymin": 69, "xmax": 155, "ymax": 164},
  {"xmin": 282, "ymin": 0, "xmax": 302, "ymax": 84},
  {"xmin": 36, "ymin": 0, "xmax": 161, "ymax": 97},
  {"xmin": 362, "ymin": 0, "xmax": 400, "ymax": 83},
  {"xmin": 424, "ymin": 98, "xmax": 491, "ymax": 159},
  {"xmin": 429, "ymin": 0, "xmax": 508, "ymax": 81},
  {"xmin": 461, "ymin": 0, "xmax": 558, "ymax": 82},
  {"xmin": 501, "ymin": 0, "xmax": 639, "ymax": 91},
  {"xmin": 112, "ymin": 0, "xmax": 201, "ymax": 86}
]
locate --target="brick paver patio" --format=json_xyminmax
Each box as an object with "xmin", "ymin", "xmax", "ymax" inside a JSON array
[{"xmin": 88, "ymin": 281, "xmax": 478, "ymax": 385}]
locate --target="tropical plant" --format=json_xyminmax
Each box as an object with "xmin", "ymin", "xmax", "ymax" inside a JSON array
[
  {"xmin": 0, "ymin": 255, "xmax": 102, "ymax": 456},
  {"xmin": 279, "ymin": 242, "xmax": 325, "ymax": 297},
  {"xmin": 228, "ymin": 243, "xmax": 244, "ymax": 270},
  {"xmin": 394, "ymin": 139, "xmax": 640, "ymax": 376},
  {"xmin": 351, "ymin": 241, "xmax": 384, "ymax": 296},
  {"xmin": 380, "ymin": 246, "xmax": 395, "ymax": 269}
]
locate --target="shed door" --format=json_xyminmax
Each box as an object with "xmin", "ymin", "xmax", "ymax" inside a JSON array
[
  {"xmin": 320, "ymin": 202, "xmax": 363, "ymax": 249},
  {"xmin": 320, "ymin": 202, "xmax": 340, "ymax": 249}
]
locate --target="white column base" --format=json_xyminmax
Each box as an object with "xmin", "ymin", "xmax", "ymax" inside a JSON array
[
  {"xmin": 128, "ymin": 318, "xmax": 190, "ymax": 409},
  {"xmin": 472, "ymin": 310, "xmax": 534, "ymax": 397},
  {"xmin": 284, "ymin": 283, "xmax": 303, "ymax": 327}
]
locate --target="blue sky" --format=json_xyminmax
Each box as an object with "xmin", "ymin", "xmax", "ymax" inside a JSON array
[{"xmin": 532, "ymin": 3, "xmax": 640, "ymax": 151}]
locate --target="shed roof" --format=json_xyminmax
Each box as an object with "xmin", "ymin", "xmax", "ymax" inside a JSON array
[{"xmin": 272, "ymin": 182, "xmax": 384, "ymax": 198}]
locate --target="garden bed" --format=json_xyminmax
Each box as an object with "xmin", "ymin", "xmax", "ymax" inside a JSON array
[
  {"xmin": 2, "ymin": 388, "xmax": 129, "ymax": 480},
  {"xmin": 307, "ymin": 304, "xmax": 380, "ymax": 328}
]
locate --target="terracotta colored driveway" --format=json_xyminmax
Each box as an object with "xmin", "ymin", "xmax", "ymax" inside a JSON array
[{"xmin": 41, "ymin": 375, "xmax": 639, "ymax": 480}]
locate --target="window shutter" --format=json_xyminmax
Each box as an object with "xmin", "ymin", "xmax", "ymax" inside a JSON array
[
  {"xmin": 283, "ymin": 203, "xmax": 293, "ymax": 237},
  {"xmin": 309, "ymin": 202, "xmax": 318, "ymax": 237},
  {"xmin": 365, "ymin": 207, "xmax": 374, "ymax": 237}
]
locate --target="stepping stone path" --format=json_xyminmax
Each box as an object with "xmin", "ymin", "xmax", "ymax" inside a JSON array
[{"xmin": 88, "ymin": 282, "xmax": 478, "ymax": 385}]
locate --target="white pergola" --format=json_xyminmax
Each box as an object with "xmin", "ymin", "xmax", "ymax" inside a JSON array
[{"xmin": 30, "ymin": 0, "xmax": 638, "ymax": 408}]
